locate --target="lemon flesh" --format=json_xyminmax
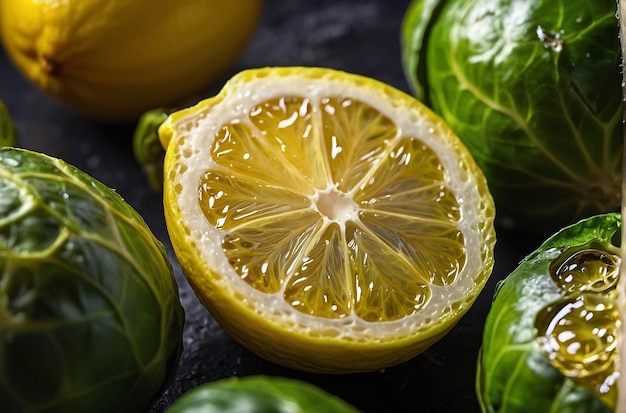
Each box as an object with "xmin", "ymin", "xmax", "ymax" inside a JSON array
[{"xmin": 160, "ymin": 67, "xmax": 496, "ymax": 373}]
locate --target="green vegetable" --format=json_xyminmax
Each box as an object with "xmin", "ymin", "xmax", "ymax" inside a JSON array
[
  {"xmin": 0, "ymin": 148, "xmax": 185, "ymax": 412},
  {"xmin": 401, "ymin": 0, "xmax": 622, "ymax": 234},
  {"xmin": 0, "ymin": 99, "xmax": 18, "ymax": 147},
  {"xmin": 165, "ymin": 375, "xmax": 360, "ymax": 413},
  {"xmin": 477, "ymin": 213, "xmax": 620, "ymax": 412},
  {"xmin": 133, "ymin": 108, "xmax": 170, "ymax": 193}
]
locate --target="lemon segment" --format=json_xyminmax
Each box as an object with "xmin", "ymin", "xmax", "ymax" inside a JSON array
[{"xmin": 160, "ymin": 67, "xmax": 496, "ymax": 373}]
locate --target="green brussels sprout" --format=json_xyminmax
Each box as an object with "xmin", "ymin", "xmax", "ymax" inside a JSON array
[
  {"xmin": 0, "ymin": 148, "xmax": 185, "ymax": 412},
  {"xmin": 165, "ymin": 375, "xmax": 360, "ymax": 413},
  {"xmin": 477, "ymin": 213, "xmax": 620, "ymax": 412},
  {"xmin": 132, "ymin": 108, "xmax": 170, "ymax": 194},
  {"xmin": 0, "ymin": 99, "xmax": 18, "ymax": 147},
  {"xmin": 401, "ymin": 0, "xmax": 622, "ymax": 234}
]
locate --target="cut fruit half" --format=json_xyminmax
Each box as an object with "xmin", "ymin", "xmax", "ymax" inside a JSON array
[{"xmin": 159, "ymin": 67, "xmax": 496, "ymax": 373}]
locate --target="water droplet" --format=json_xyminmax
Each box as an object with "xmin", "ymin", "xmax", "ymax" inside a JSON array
[
  {"xmin": 549, "ymin": 248, "xmax": 620, "ymax": 293},
  {"xmin": 536, "ymin": 293, "xmax": 618, "ymax": 379},
  {"xmin": 536, "ymin": 25, "xmax": 563, "ymax": 52}
]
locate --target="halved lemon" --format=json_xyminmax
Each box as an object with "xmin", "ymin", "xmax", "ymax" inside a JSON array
[{"xmin": 159, "ymin": 67, "xmax": 496, "ymax": 373}]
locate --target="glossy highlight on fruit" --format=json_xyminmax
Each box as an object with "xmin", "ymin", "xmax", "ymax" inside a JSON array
[
  {"xmin": 0, "ymin": 148, "xmax": 185, "ymax": 412},
  {"xmin": 477, "ymin": 213, "xmax": 620, "ymax": 412},
  {"xmin": 159, "ymin": 66, "xmax": 496, "ymax": 373}
]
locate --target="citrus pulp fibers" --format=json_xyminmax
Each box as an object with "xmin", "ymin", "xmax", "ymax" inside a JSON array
[
  {"xmin": 0, "ymin": 0, "xmax": 262, "ymax": 122},
  {"xmin": 0, "ymin": 148, "xmax": 184, "ymax": 412},
  {"xmin": 478, "ymin": 213, "xmax": 620, "ymax": 412},
  {"xmin": 165, "ymin": 376, "xmax": 359, "ymax": 413},
  {"xmin": 159, "ymin": 66, "xmax": 496, "ymax": 373},
  {"xmin": 402, "ymin": 0, "xmax": 622, "ymax": 234}
]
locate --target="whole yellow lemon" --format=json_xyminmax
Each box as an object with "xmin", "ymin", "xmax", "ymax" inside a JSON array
[{"xmin": 0, "ymin": 0, "xmax": 262, "ymax": 122}]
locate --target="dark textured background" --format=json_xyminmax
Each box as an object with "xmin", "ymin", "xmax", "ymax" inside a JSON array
[{"xmin": 0, "ymin": 1, "xmax": 542, "ymax": 411}]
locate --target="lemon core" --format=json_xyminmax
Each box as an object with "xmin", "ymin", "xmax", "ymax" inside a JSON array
[{"xmin": 312, "ymin": 187, "xmax": 359, "ymax": 223}]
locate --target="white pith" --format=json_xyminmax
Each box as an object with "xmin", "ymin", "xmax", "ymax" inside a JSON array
[{"xmin": 168, "ymin": 72, "xmax": 491, "ymax": 341}]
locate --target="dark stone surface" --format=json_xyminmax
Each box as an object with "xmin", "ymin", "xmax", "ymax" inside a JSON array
[{"xmin": 0, "ymin": 1, "xmax": 543, "ymax": 411}]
